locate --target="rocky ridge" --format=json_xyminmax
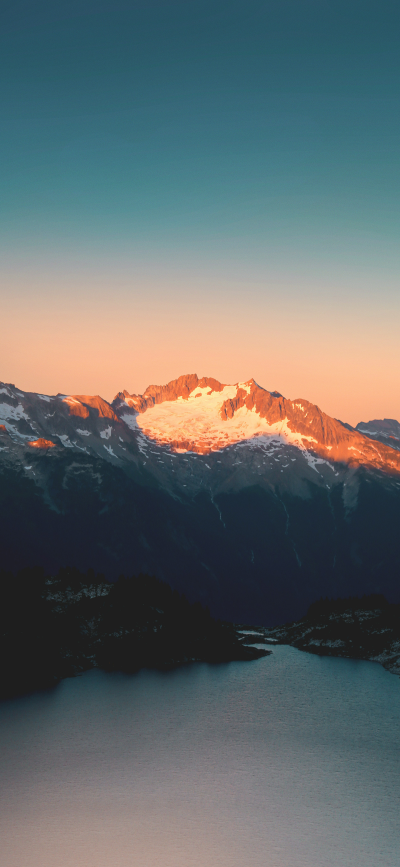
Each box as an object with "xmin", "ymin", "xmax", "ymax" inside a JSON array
[{"xmin": 356, "ymin": 418, "xmax": 400, "ymax": 452}]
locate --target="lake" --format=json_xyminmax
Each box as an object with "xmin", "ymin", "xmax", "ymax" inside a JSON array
[{"xmin": 0, "ymin": 646, "xmax": 399, "ymax": 867}]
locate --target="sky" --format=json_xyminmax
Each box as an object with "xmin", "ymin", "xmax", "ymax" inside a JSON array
[{"xmin": 1, "ymin": 0, "xmax": 399, "ymax": 426}]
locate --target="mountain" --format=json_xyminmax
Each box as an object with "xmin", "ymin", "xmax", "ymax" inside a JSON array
[
  {"xmin": 356, "ymin": 418, "xmax": 400, "ymax": 451},
  {"xmin": 1, "ymin": 374, "xmax": 400, "ymax": 624}
]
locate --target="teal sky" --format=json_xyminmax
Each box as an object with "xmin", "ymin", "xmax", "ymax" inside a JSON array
[{"xmin": 1, "ymin": 1, "xmax": 399, "ymax": 423}]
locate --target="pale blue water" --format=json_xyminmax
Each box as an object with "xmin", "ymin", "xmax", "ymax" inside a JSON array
[{"xmin": 0, "ymin": 646, "xmax": 399, "ymax": 867}]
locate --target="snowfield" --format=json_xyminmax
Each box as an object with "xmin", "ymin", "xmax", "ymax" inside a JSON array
[{"xmin": 131, "ymin": 382, "xmax": 320, "ymax": 455}]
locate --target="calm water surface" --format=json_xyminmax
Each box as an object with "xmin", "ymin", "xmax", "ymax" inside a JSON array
[{"xmin": 0, "ymin": 646, "xmax": 399, "ymax": 867}]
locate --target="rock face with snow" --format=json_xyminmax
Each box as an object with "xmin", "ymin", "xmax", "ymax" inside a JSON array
[
  {"xmin": 115, "ymin": 375, "xmax": 400, "ymax": 473},
  {"xmin": 1, "ymin": 375, "xmax": 400, "ymax": 624},
  {"xmin": 356, "ymin": 418, "xmax": 400, "ymax": 452}
]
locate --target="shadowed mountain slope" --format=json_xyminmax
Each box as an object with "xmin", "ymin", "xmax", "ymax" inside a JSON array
[{"xmin": 356, "ymin": 418, "xmax": 400, "ymax": 451}]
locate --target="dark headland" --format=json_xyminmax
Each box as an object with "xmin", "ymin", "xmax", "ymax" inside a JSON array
[
  {"xmin": 264, "ymin": 594, "xmax": 400, "ymax": 676},
  {"xmin": 0, "ymin": 567, "xmax": 268, "ymax": 700}
]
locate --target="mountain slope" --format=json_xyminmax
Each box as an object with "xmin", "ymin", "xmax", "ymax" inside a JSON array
[
  {"xmin": 1, "ymin": 375, "xmax": 400, "ymax": 624},
  {"xmin": 356, "ymin": 418, "xmax": 400, "ymax": 451}
]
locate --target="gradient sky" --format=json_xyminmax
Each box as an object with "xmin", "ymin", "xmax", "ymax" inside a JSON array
[{"xmin": 1, "ymin": 0, "xmax": 399, "ymax": 426}]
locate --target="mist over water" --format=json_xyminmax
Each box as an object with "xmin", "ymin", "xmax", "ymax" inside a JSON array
[{"xmin": 1, "ymin": 646, "xmax": 399, "ymax": 867}]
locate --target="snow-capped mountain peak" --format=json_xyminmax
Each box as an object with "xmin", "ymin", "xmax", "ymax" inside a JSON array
[
  {"xmin": 111, "ymin": 375, "xmax": 400, "ymax": 477},
  {"xmin": 1, "ymin": 375, "xmax": 400, "ymax": 494}
]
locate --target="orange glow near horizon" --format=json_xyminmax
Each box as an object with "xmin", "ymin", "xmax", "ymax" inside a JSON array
[{"xmin": 1, "ymin": 265, "xmax": 399, "ymax": 429}]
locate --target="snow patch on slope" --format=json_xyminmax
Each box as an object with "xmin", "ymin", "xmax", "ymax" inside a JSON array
[
  {"xmin": 103, "ymin": 445, "xmax": 118, "ymax": 458},
  {"xmin": 120, "ymin": 413, "xmax": 138, "ymax": 431},
  {"xmin": 57, "ymin": 434, "xmax": 74, "ymax": 448},
  {"xmin": 0, "ymin": 403, "xmax": 30, "ymax": 422}
]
